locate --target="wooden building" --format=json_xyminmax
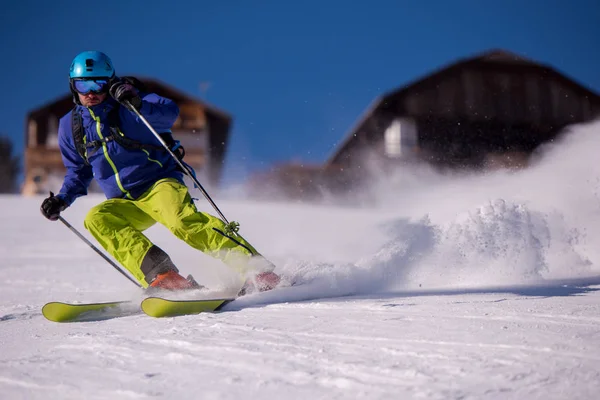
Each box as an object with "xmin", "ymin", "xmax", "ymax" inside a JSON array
[
  {"xmin": 22, "ymin": 78, "xmax": 232, "ymax": 196},
  {"xmin": 253, "ymin": 49, "xmax": 600, "ymax": 200}
]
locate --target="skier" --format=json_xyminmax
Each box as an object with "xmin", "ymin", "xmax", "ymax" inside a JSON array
[{"xmin": 40, "ymin": 50, "xmax": 280, "ymax": 293}]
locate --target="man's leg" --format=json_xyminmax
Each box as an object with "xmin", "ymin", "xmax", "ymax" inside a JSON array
[
  {"xmin": 136, "ymin": 179, "xmax": 271, "ymax": 279},
  {"xmin": 83, "ymin": 198, "xmax": 173, "ymax": 287}
]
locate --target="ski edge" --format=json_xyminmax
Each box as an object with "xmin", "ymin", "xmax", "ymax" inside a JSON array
[{"xmin": 140, "ymin": 297, "xmax": 236, "ymax": 318}]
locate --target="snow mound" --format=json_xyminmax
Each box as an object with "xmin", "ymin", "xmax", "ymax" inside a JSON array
[
  {"xmin": 407, "ymin": 199, "xmax": 591, "ymax": 288},
  {"xmin": 272, "ymin": 198, "xmax": 592, "ymax": 302}
]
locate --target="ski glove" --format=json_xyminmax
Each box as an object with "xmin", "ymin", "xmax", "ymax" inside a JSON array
[
  {"xmin": 109, "ymin": 80, "xmax": 142, "ymax": 110},
  {"xmin": 40, "ymin": 192, "xmax": 67, "ymax": 221}
]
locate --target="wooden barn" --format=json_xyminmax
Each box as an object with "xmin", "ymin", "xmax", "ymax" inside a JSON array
[
  {"xmin": 253, "ymin": 49, "xmax": 600, "ymax": 200},
  {"xmin": 22, "ymin": 78, "xmax": 232, "ymax": 196}
]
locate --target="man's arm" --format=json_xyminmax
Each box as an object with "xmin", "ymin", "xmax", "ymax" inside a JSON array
[
  {"xmin": 55, "ymin": 113, "xmax": 94, "ymax": 206},
  {"xmin": 110, "ymin": 79, "xmax": 180, "ymax": 131},
  {"xmin": 136, "ymin": 92, "xmax": 180, "ymax": 131}
]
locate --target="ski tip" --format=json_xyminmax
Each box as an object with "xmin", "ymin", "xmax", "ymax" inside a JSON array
[
  {"xmin": 42, "ymin": 301, "xmax": 129, "ymax": 323},
  {"xmin": 42, "ymin": 302, "xmax": 74, "ymax": 323}
]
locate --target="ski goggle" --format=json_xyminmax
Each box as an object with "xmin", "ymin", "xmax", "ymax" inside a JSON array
[{"xmin": 72, "ymin": 79, "xmax": 109, "ymax": 95}]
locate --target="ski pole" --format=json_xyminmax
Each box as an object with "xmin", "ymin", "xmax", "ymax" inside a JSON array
[
  {"xmin": 124, "ymin": 100, "xmax": 240, "ymax": 235},
  {"xmin": 58, "ymin": 216, "xmax": 142, "ymax": 288}
]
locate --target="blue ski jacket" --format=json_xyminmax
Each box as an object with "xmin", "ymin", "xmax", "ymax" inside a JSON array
[{"xmin": 56, "ymin": 94, "xmax": 183, "ymax": 206}]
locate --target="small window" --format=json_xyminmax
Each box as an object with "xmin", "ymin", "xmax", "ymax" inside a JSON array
[
  {"xmin": 174, "ymin": 130, "xmax": 208, "ymax": 150},
  {"xmin": 384, "ymin": 118, "xmax": 417, "ymax": 158},
  {"xmin": 28, "ymin": 120, "xmax": 38, "ymax": 147},
  {"xmin": 384, "ymin": 120, "xmax": 401, "ymax": 157},
  {"xmin": 46, "ymin": 133, "xmax": 59, "ymax": 148},
  {"xmin": 46, "ymin": 115, "xmax": 60, "ymax": 148}
]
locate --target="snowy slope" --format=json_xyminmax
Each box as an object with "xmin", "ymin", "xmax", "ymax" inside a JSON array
[{"xmin": 2, "ymin": 120, "xmax": 600, "ymax": 399}]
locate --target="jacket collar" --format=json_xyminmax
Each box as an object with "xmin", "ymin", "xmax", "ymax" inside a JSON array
[{"xmin": 78, "ymin": 98, "xmax": 119, "ymax": 119}]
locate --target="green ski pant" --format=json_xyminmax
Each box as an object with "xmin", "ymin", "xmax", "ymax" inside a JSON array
[{"xmin": 83, "ymin": 178, "xmax": 259, "ymax": 288}]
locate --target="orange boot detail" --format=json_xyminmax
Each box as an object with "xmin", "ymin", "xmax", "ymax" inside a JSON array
[
  {"xmin": 238, "ymin": 271, "xmax": 281, "ymax": 296},
  {"xmin": 150, "ymin": 271, "xmax": 198, "ymax": 291},
  {"xmin": 255, "ymin": 271, "xmax": 281, "ymax": 292}
]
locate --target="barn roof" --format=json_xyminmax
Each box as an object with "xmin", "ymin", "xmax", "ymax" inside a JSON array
[{"xmin": 326, "ymin": 49, "xmax": 600, "ymax": 166}]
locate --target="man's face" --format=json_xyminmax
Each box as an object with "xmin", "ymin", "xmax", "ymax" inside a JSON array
[{"xmin": 78, "ymin": 92, "xmax": 107, "ymax": 107}]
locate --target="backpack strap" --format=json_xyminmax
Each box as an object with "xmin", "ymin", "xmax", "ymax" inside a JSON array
[
  {"xmin": 71, "ymin": 108, "xmax": 89, "ymax": 164},
  {"xmin": 70, "ymin": 97, "xmax": 182, "ymax": 165},
  {"xmin": 106, "ymin": 106, "xmax": 165, "ymax": 151}
]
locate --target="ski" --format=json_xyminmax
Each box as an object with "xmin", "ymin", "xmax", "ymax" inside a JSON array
[
  {"xmin": 140, "ymin": 297, "xmax": 235, "ymax": 318},
  {"xmin": 42, "ymin": 300, "xmax": 136, "ymax": 323},
  {"xmin": 43, "ymin": 275, "xmax": 295, "ymax": 321}
]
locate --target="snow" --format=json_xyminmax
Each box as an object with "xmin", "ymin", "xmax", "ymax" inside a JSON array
[{"xmin": 2, "ymin": 120, "xmax": 600, "ymax": 399}]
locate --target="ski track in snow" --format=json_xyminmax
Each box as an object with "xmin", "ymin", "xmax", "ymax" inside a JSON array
[
  {"xmin": 2, "ymin": 121, "xmax": 600, "ymax": 399},
  {"xmin": 2, "ymin": 292, "xmax": 600, "ymax": 400}
]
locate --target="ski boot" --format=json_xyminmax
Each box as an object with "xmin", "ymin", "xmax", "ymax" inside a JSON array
[
  {"xmin": 149, "ymin": 271, "xmax": 204, "ymax": 291},
  {"xmin": 237, "ymin": 271, "xmax": 281, "ymax": 297}
]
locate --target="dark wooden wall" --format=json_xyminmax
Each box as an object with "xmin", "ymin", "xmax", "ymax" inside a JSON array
[
  {"xmin": 270, "ymin": 53, "xmax": 600, "ymax": 201},
  {"xmin": 332, "ymin": 59, "xmax": 600, "ymax": 171}
]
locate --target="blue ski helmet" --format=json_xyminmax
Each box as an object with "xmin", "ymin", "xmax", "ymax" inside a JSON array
[
  {"xmin": 69, "ymin": 51, "xmax": 116, "ymax": 105},
  {"xmin": 69, "ymin": 51, "xmax": 115, "ymax": 80}
]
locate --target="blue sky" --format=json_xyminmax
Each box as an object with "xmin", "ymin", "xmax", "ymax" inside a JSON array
[{"xmin": 1, "ymin": 0, "xmax": 599, "ymax": 185}]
